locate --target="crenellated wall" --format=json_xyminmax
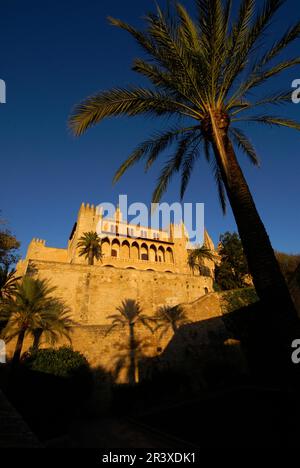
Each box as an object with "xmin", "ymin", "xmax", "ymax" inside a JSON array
[
  {"xmin": 17, "ymin": 202, "xmax": 216, "ymax": 276},
  {"xmin": 26, "ymin": 238, "xmax": 67, "ymax": 263}
]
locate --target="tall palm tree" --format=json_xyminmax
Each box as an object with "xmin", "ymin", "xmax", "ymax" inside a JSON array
[
  {"xmin": 151, "ymin": 304, "xmax": 190, "ymax": 339},
  {"xmin": 0, "ymin": 266, "xmax": 20, "ymax": 300},
  {"xmin": 69, "ymin": 0, "xmax": 300, "ymax": 357},
  {"xmin": 106, "ymin": 299, "xmax": 152, "ymax": 384},
  {"xmin": 0, "ymin": 277, "xmax": 73, "ymax": 364},
  {"xmin": 188, "ymin": 245, "xmax": 216, "ymax": 276},
  {"xmin": 77, "ymin": 231, "xmax": 102, "ymax": 265}
]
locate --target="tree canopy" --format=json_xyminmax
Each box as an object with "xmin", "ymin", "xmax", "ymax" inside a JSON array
[{"xmin": 215, "ymin": 232, "xmax": 250, "ymax": 290}]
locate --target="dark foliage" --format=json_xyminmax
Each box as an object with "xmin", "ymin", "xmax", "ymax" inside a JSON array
[
  {"xmin": 215, "ymin": 232, "xmax": 250, "ymax": 290},
  {"xmin": 23, "ymin": 346, "xmax": 90, "ymax": 380},
  {"xmin": 0, "ymin": 225, "xmax": 20, "ymax": 269},
  {"xmin": 1, "ymin": 347, "xmax": 93, "ymax": 441},
  {"xmin": 221, "ymin": 287, "xmax": 259, "ymax": 314}
]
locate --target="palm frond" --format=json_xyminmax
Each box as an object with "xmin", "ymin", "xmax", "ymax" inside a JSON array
[
  {"xmin": 69, "ymin": 87, "xmax": 199, "ymax": 136},
  {"xmin": 180, "ymin": 135, "xmax": 203, "ymax": 199},
  {"xmin": 218, "ymin": 0, "xmax": 256, "ymax": 101},
  {"xmin": 220, "ymin": 0, "xmax": 285, "ymax": 101},
  {"xmin": 113, "ymin": 125, "xmax": 199, "ymax": 184},
  {"xmin": 152, "ymin": 132, "xmax": 197, "ymax": 203},
  {"xmin": 228, "ymin": 90, "xmax": 292, "ymax": 116},
  {"xmin": 254, "ymin": 20, "xmax": 300, "ymax": 69},
  {"xmin": 234, "ymin": 115, "xmax": 300, "ymax": 131},
  {"xmin": 145, "ymin": 7, "xmax": 207, "ymax": 109},
  {"xmin": 229, "ymin": 127, "xmax": 260, "ymax": 165},
  {"xmin": 229, "ymin": 57, "xmax": 300, "ymax": 105},
  {"xmin": 108, "ymin": 16, "xmax": 156, "ymax": 57},
  {"xmin": 211, "ymin": 159, "xmax": 227, "ymax": 214},
  {"xmin": 176, "ymin": 3, "xmax": 201, "ymax": 52}
]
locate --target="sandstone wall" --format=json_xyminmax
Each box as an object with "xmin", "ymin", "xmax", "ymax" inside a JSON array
[
  {"xmin": 5, "ymin": 292, "xmax": 229, "ymax": 383},
  {"xmin": 7, "ymin": 259, "xmax": 240, "ymax": 384},
  {"xmin": 23, "ymin": 260, "xmax": 213, "ymax": 324}
]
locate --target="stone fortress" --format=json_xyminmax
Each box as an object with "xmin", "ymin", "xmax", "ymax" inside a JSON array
[
  {"xmin": 17, "ymin": 202, "xmax": 216, "ymax": 322},
  {"xmin": 13, "ymin": 202, "xmax": 220, "ymax": 377}
]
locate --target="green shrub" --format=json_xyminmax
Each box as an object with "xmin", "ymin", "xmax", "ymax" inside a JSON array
[
  {"xmin": 221, "ymin": 287, "xmax": 258, "ymax": 315},
  {"xmin": 24, "ymin": 346, "xmax": 90, "ymax": 379}
]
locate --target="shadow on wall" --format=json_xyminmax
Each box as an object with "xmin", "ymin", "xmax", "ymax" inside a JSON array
[{"xmin": 139, "ymin": 314, "xmax": 249, "ymax": 391}]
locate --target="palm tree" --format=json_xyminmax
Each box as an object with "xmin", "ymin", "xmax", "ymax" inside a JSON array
[
  {"xmin": 69, "ymin": 0, "xmax": 300, "ymax": 357},
  {"xmin": 0, "ymin": 266, "xmax": 20, "ymax": 300},
  {"xmin": 32, "ymin": 300, "xmax": 74, "ymax": 352},
  {"xmin": 188, "ymin": 245, "xmax": 216, "ymax": 276},
  {"xmin": 77, "ymin": 231, "xmax": 102, "ymax": 265},
  {"xmin": 0, "ymin": 277, "xmax": 73, "ymax": 364},
  {"xmin": 106, "ymin": 299, "xmax": 152, "ymax": 384},
  {"xmin": 151, "ymin": 305, "xmax": 190, "ymax": 339}
]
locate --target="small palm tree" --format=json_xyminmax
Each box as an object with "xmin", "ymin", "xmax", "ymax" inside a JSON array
[
  {"xmin": 106, "ymin": 299, "xmax": 152, "ymax": 384},
  {"xmin": 77, "ymin": 231, "xmax": 102, "ymax": 265},
  {"xmin": 0, "ymin": 277, "xmax": 73, "ymax": 364},
  {"xmin": 188, "ymin": 245, "xmax": 216, "ymax": 276},
  {"xmin": 69, "ymin": 0, "xmax": 300, "ymax": 348},
  {"xmin": 151, "ymin": 304, "xmax": 190, "ymax": 338},
  {"xmin": 32, "ymin": 300, "xmax": 74, "ymax": 352},
  {"xmin": 0, "ymin": 266, "xmax": 20, "ymax": 300}
]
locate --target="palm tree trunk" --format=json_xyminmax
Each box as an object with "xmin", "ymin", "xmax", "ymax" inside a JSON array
[
  {"xmin": 214, "ymin": 134, "xmax": 294, "ymax": 307},
  {"xmin": 128, "ymin": 323, "xmax": 136, "ymax": 385},
  {"xmin": 210, "ymin": 114, "xmax": 299, "ymax": 378},
  {"xmin": 88, "ymin": 249, "xmax": 94, "ymax": 265},
  {"xmin": 12, "ymin": 328, "xmax": 26, "ymax": 365},
  {"xmin": 32, "ymin": 329, "xmax": 43, "ymax": 352}
]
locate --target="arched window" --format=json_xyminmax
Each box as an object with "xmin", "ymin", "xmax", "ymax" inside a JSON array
[
  {"xmin": 121, "ymin": 240, "xmax": 130, "ymax": 259},
  {"xmin": 131, "ymin": 242, "xmax": 139, "ymax": 260},
  {"xmin": 166, "ymin": 247, "xmax": 174, "ymax": 263},
  {"xmin": 158, "ymin": 246, "xmax": 165, "ymax": 262},
  {"xmin": 140, "ymin": 243, "xmax": 149, "ymax": 261},
  {"xmin": 111, "ymin": 239, "xmax": 120, "ymax": 257},
  {"xmin": 101, "ymin": 238, "xmax": 110, "ymax": 257},
  {"xmin": 149, "ymin": 244, "xmax": 157, "ymax": 262}
]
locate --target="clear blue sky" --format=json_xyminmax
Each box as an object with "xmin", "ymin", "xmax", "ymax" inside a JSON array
[{"xmin": 1, "ymin": 0, "xmax": 300, "ymax": 257}]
